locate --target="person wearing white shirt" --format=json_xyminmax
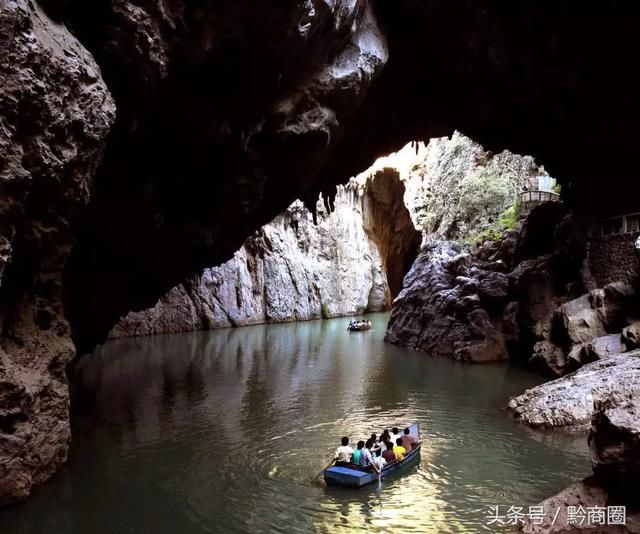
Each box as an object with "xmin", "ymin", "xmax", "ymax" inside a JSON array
[
  {"xmin": 333, "ymin": 436, "xmax": 353, "ymax": 467},
  {"xmin": 359, "ymin": 439, "xmax": 381, "ymax": 473}
]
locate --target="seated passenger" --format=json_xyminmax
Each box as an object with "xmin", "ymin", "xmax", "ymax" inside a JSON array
[
  {"xmin": 373, "ymin": 453, "xmax": 386, "ymax": 471},
  {"xmin": 400, "ymin": 427, "xmax": 417, "ymax": 452},
  {"xmin": 382, "ymin": 441, "xmax": 396, "ymax": 463},
  {"xmin": 390, "ymin": 427, "xmax": 400, "ymax": 444},
  {"xmin": 352, "ymin": 440, "xmax": 365, "ymax": 466},
  {"xmin": 333, "ymin": 436, "xmax": 353, "ymax": 467},
  {"xmin": 370, "ymin": 433, "xmax": 382, "ymax": 456},
  {"xmin": 360, "ymin": 439, "xmax": 380, "ymax": 473},
  {"xmin": 393, "ymin": 437, "xmax": 406, "ymax": 461}
]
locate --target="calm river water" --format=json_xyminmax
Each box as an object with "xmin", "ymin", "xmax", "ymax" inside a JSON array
[{"xmin": 0, "ymin": 313, "xmax": 590, "ymax": 533}]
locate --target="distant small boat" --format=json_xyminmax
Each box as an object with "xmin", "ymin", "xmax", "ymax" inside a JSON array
[
  {"xmin": 347, "ymin": 319, "xmax": 372, "ymax": 331},
  {"xmin": 323, "ymin": 423, "xmax": 422, "ymax": 488}
]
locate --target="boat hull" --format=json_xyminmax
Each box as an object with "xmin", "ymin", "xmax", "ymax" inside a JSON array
[{"xmin": 323, "ymin": 443, "xmax": 421, "ymax": 488}]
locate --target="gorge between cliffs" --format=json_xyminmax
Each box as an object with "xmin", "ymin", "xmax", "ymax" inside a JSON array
[{"xmin": 3, "ymin": 2, "xmax": 640, "ymax": 533}]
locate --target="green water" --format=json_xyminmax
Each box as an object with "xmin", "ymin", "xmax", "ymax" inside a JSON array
[{"xmin": 0, "ymin": 313, "xmax": 590, "ymax": 533}]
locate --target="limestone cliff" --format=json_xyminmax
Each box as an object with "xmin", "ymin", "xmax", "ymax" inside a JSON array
[
  {"xmin": 384, "ymin": 135, "xmax": 563, "ymax": 363},
  {"xmin": 3, "ymin": 0, "xmax": 640, "ymax": 507},
  {"xmin": 402, "ymin": 132, "xmax": 545, "ymax": 240},
  {"xmin": 112, "ymin": 132, "xmax": 534, "ymax": 338},
  {"xmin": 111, "ymin": 170, "xmax": 420, "ymax": 337}
]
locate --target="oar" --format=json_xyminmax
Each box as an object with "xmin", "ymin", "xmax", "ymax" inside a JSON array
[{"xmin": 316, "ymin": 460, "xmax": 334, "ymax": 479}]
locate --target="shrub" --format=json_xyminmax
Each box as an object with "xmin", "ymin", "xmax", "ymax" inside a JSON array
[
  {"xmin": 458, "ymin": 169, "xmax": 513, "ymax": 222},
  {"xmin": 464, "ymin": 202, "xmax": 520, "ymax": 245},
  {"xmin": 321, "ymin": 303, "xmax": 330, "ymax": 319}
]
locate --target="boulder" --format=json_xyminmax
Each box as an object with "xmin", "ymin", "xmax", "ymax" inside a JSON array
[
  {"xmin": 385, "ymin": 240, "xmax": 509, "ymax": 362},
  {"xmin": 558, "ymin": 293, "xmax": 606, "ymax": 345},
  {"xmin": 529, "ymin": 340, "xmax": 566, "ymax": 377},
  {"xmin": 582, "ymin": 334, "xmax": 626, "ymax": 363},
  {"xmin": 590, "ymin": 389, "xmax": 640, "ymax": 506},
  {"xmin": 508, "ymin": 352, "xmax": 640, "ymax": 431},
  {"xmin": 566, "ymin": 344, "xmax": 586, "ymax": 371},
  {"xmin": 476, "ymin": 271, "xmax": 510, "ymax": 309},
  {"xmin": 622, "ymin": 321, "xmax": 640, "ymax": 351},
  {"xmin": 518, "ymin": 477, "xmax": 640, "ymax": 533},
  {"xmin": 599, "ymin": 282, "xmax": 637, "ymax": 332}
]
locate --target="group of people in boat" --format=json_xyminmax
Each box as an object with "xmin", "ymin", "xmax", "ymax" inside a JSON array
[
  {"xmin": 347, "ymin": 319, "xmax": 372, "ymax": 330},
  {"xmin": 332, "ymin": 427, "xmax": 419, "ymax": 474}
]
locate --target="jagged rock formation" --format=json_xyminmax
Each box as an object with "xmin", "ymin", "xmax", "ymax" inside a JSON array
[
  {"xmin": 508, "ymin": 352, "xmax": 640, "ymax": 432},
  {"xmin": 384, "ymin": 239, "xmax": 511, "ymax": 362},
  {"xmin": 112, "ymin": 132, "xmax": 531, "ymax": 339},
  {"xmin": 387, "ymin": 181, "xmax": 640, "ymax": 372},
  {"xmin": 401, "ymin": 131, "xmax": 545, "ymax": 240},
  {"xmin": 0, "ymin": 0, "xmax": 115, "ymax": 504},
  {"xmin": 0, "ymin": 0, "xmax": 388, "ymax": 503},
  {"xmin": 111, "ymin": 169, "xmax": 419, "ymax": 337},
  {"xmin": 3, "ymin": 0, "xmax": 640, "ymax": 507},
  {"xmin": 385, "ymin": 187, "xmax": 589, "ymax": 363},
  {"xmin": 518, "ymin": 380, "xmax": 640, "ymax": 533}
]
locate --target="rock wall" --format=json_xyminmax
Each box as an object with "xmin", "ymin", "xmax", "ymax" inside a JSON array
[
  {"xmin": 0, "ymin": 0, "xmax": 115, "ymax": 504},
  {"xmin": 588, "ymin": 233, "xmax": 640, "ymax": 288},
  {"xmin": 111, "ymin": 168, "xmax": 420, "ymax": 337},
  {"xmin": 112, "ymin": 132, "xmax": 532, "ymax": 338},
  {"xmin": 0, "ymin": 0, "xmax": 389, "ymax": 503},
  {"xmin": 3, "ymin": 0, "xmax": 640, "ymax": 508},
  {"xmin": 401, "ymin": 131, "xmax": 543, "ymax": 240},
  {"xmin": 383, "ymin": 139, "xmax": 577, "ymax": 364},
  {"xmin": 516, "ymin": 361, "xmax": 640, "ymax": 532}
]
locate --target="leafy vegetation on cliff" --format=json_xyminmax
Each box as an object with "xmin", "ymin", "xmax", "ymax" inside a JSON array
[
  {"xmin": 402, "ymin": 132, "xmax": 545, "ymax": 243},
  {"xmin": 463, "ymin": 201, "xmax": 521, "ymax": 245},
  {"xmin": 458, "ymin": 169, "xmax": 514, "ymax": 222}
]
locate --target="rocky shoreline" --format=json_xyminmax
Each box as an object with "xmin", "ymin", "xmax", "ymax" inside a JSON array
[
  {"xmin": 508, "ymin": 352, "xmax": 640, "ymax": 432},
  {"xmin": 516, "ymin": 383, "xmax": 640, "ymax": 533}
]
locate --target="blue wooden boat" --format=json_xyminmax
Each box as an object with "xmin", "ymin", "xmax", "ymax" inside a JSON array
[{"xmin": 323, "ymin": 423, "xmax": 422, "ymax": 488}]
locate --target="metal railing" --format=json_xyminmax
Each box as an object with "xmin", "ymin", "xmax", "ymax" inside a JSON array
[
  {"xmin": 597, "ymin": 212, "xmax": 640, "ymax": 237},
  {"xmin": 519, "ymin": 190, "xmax": 561, "ymax": 204}
]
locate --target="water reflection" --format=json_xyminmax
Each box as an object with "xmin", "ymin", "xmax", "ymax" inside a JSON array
[{"xmin": 0, "ymin": 313, "xmax": 590, "ymax": 533}]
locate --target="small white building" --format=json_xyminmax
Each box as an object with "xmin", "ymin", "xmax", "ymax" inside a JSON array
[{"xmin": 538, "ymin": 175, "xmax": 554, "ymax": 193}]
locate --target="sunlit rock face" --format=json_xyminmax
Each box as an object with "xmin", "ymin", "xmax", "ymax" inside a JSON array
[
  {"xmin": 401, "ymin": 132, "xmax": 545, "ymax": 241},
  {"xmin": 0, "ymin": 0, "xmax": 115, "ymax": 504},
  {"xmin": 384, "ymin": 137, "xmax": 559, "ymax": 363},
  {"xmin": 112, "ymin": 132, "xmax": 531, "ymax": 339},
  {"xmin": 508, "ymin": 352, "xmax": 640, "ymax": 432},
  {"xmin": 111, "ymin": 167, "xmax": 420, "ymax": 337}
]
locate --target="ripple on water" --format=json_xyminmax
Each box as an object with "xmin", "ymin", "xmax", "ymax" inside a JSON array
[{"xmin": 0, "ymin": 313, "xmax": 591, "ymax": 534}]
